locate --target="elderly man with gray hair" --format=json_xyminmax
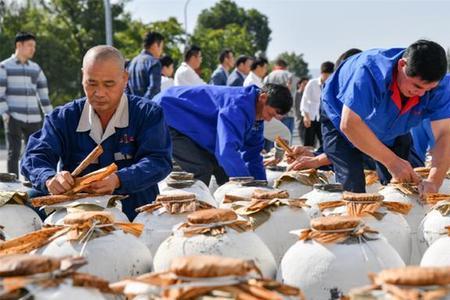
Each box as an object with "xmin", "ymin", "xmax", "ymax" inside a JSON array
[{"xmin": 21, "ymin": 45, "xmax": 172, "ymax": 220}]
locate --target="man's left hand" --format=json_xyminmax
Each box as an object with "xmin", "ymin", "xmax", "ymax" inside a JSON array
[
  {"xmin": 418, "ymin": 179, "xmax": 440, "ymax": 196},
  {"xmin": 87, "ymin": 173, "xmax": 121, "ymax": 194}
]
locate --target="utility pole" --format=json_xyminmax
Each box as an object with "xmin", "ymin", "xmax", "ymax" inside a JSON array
[
  {"xmin": 183, "ymin": 0, "xmax": 192, "ymax": 48},
  {"xmin": 104, "ymin": 0, "xmax": 113, "ymax": 46}
]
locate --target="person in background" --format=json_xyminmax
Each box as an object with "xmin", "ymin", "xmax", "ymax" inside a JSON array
[
  {"xmin": 335, "ymin": 48, "xmax": 363, "ymax": 70},
  {"xmin": 294, "ymin": 77, "xmax": 309, "ymax": 145},
  {"xmin": 243, "ymin": 57, "xmax": 269, "ymax": 88},
  {"xmin": 174, "ymin": 45, "xmax": 205, "ymax": 86},
  {"xmin": 300, "ymin": 61, "xmax": 334, "ymax": 147},
  {"xmin": 243, "ymin": 56, "xmax": 291, "ymax": 157},
  {"xmin": 126, "ymin": 32, "xmax": 164, "ymax": 100},
  {"xmin": 227, "ymin": 55, "xmax": 253, "ymax": 86},
  {"xmin": 21, "ymin": 45, "xmax": 172, "ymax": 220},
  {"xmin": 0, "ymin": 32, "xmax": 52, "ymax": 176},
  {"xmin": 264, "ymin": 58, "xmax": 295, "ymax": 138},
  {"xmin": 154, "ymin": 84, "xmax": 293, "ymax": 186},
  {"xmin": 160, "ymin": 55, "xmax": 174, "ymax": 91},
  {"xmin": 210, "ymin": 49, "xmax": 235, "ymax": 86}
]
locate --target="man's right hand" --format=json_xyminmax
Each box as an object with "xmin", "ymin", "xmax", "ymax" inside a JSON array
[
  {"xmin": 288, "ymin": 156, "xmax": 320, "ymax": 171},
  {"xmin": 286, "ymin": 146, "xmax": 315, "ymax": 163},
  {"xmin": 303, "ymin": 116, "xmax": 311, "ymax": 128},
  {"xmin": 2, "ymin": 113, "xmax": 10, "ymax": 124},
  {"xmin": 45, "ymin": 171, "xmax": 75, "ymax": 194},
  {"xmin": 386, "ymin": 157, "xmax": 421, "ymax": 184}
]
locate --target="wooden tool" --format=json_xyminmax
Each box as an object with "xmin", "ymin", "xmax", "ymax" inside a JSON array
[
  {"xmin": 275, "ymin": 136, "xmax": 293, "ymax": 155},
  {"xmin": 71, "ymin": 145, "xmax": 103, "ymax": 177}
]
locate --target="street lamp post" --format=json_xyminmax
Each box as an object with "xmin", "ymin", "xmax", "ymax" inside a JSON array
[
  {"xmin": 104, "ymin": 0, "xmax": 113, "ymax": 46},
  {"xmin": 184, "ymin": 0, "xmax": 192, "ymax": 48}
]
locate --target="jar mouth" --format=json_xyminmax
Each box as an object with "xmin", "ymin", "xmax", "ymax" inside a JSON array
[
  {"xmin": 343, "ymin": 192, "xmax": 384, "ymax": 203},
  {"xmin": 0, "ymin": 173, "xmax": 18, "ymax": 182},
  {"xmin": 229, "ymin": 176, "xmax": 255, "ymax": 183},
  {"xmin": 266, "ymin": 165, "xmax": 287, "ymax": 172},
  {"xmin": 167, "ymin": 180, "xmax": 195, "ymax": 188},
  {"xmin": 169, "ymin": 172, "xmax": 195, "ymax": 181},
  {"xmin": 313, "ymin": 183, "xmax": 343, "ymax": 192},
  {"xmin": 240, "ymin": 180, "xmax": 268, "ymax": 187},
  {"xmin": 374, "ymin": 266, "xmax": 450, "ymax": 287},
  {"xmin": 310, "ymin": 215, "xmax": 361, "ymax": 231},
  {"xmin": 187, "ymin": 208, "xmax": 237, "ymax": 224}
]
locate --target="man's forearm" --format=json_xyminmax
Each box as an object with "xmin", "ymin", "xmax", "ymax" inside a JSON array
[
  {"xmin": 340, "ymin": 106, "xmax": 397, "ymax": 168},
  {"xmin": 428, "ymin": 127, "xmax": 450, "ymax": 186}
]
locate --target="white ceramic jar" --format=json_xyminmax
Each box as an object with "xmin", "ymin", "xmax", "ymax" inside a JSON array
[
  {"xmin": 134, "ymin": 192, "xmax": 214, "ymax": 255},
  {"xmin": 278, "ymin": 216, "xmax": 405, "ymax": 300},
  {"xmin": 36, "ymin": 212, "xmax": 153, "ymax": 282},
  {"xmin": 274, "ymin": 169, "xmax": 328, "ymax": 199},
  {"xmin": 153, "ymin": 208, "xmax": 277, "ymax": 279},
  {"xmin": 418, "ymin": 200, "xmax": 450, "ymax": 256},
  {"xmin": 0, "ymin": 191, "xmax": 42, "ymax": 239},
  {"xmin": 231, "ymin": 197, "xmax": 310, "ymax": 265}
]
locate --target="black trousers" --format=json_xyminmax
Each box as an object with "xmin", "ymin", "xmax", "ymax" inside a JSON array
[
  {"xmin": 302, "ymin": 120, "xmax": 322, "ymax": 147},
  {"xmin": 169, "ymin": 128, "xmax": 229, "ymax": 186},
  {"xmin": 321, "ymin": 117, "xmax": 423, "ymax": 192},
  {"xmin": 5, "ymin": 117, "xmax": 42, "ymax": 176}
]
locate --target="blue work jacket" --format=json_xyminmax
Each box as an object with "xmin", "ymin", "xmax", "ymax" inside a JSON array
[
  {"xmin": 126, "ymin": 50, "xmax": 162, "ymax": 100},
  {"xmin": 153, "ymin": 85, "xmax": 266, "ymax": 180},
  {"xmin": 322, "ymin": 48, "xmax": 450, "ymax": 146},
  {"xmin": 21, "ymin": 95, "xmax": 172, "ymax": 220}
]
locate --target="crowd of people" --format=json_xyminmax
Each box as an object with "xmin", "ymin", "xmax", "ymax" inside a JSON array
[{"xmin": 1, "ymin": 30, "xmax": 450, "ymax": 220}]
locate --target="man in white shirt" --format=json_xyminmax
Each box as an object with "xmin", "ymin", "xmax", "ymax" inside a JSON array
[
  {"xmin": 243, "ymin": 57, "xmax": 268, "ymax": 88},
  {"xmin": 174, "ymin": 45, "xmax": 206, "ymax": 86},
  {"xmin": 243, "ymin": 57, "xmax": 291, "ymax": 150},
  {"xmin": 300, "ymin": 61, "xmax": 334, "ymax": 146},
  {"xmin": 160, "ymin": 55, "xmax": 174, "ymax": 91}
]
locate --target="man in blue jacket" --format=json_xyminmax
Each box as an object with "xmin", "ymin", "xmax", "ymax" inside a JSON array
[
  {"xmin": 154, "ymin": 84, "xmax": 293, "ymax": 186},
  {"xmin": 126, "ymin": 32, "xmax": 164, "ymax": 99},
  {"xmin": 321, "ymin": 40, "xmax": 450, "ymax": 194},
  {"xmin": 21, "ymin": 45, "xmax": 172, "ymax": 220}
]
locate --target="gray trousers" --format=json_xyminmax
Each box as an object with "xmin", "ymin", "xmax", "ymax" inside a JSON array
[
  {"xmin": 169, "ymin": 128, "xmax": 229, "ymax": 186},
  {"xmin": 5, "ymin": 117, "xmax": 42, "ymax": 176}
]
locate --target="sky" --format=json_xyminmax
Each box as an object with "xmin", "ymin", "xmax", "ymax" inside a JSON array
[{"xmin": 125, "ymin": 0, "xmax": 450, "ymax": 71}]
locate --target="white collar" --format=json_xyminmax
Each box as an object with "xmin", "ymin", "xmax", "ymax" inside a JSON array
[{"xmin": 76, "ymin": 94, "xmax": 129, "ymax": 144}]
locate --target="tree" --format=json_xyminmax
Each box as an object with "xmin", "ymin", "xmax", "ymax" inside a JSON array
[
  {"xmin": 116, "ymin": 16, "xmax": 185, "ymax": 69},
  {"xmin": 276, "ymin": 52, "xmax": 309, "ymax": 78},
  {"xmin": 190, "ymin": 24, "xmax": 256, "ymax": 81},
  {"xmin": 195, "ymin": 0, "xmax": 271, "ymax": 53},
  {"xmin": 447, "ymin": 48, "xmax": 450, "ymax": 72},
  {"xmin": 0, "ymin": 0, "xmax": 142, "ymax": 106}
]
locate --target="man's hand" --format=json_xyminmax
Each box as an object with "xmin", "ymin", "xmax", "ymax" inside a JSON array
[
  {"xmin": 46, "ymin": 171, "xmax": 74, "ymax": 194},
  {"xmin": 418, "ymin": 180, "xmax": 440, "ymax": 195},
  {"xmin": 387, "ymin": 157, "xmax": 421, "ymax": 184},
  {"xmin": 87, "ymin": 173, "xmax": 121, "ymax": 194},
  {"xmin": 303, "ymin": 115, "xmax": 311, "ymax": 128},
  {"xmin": 288, "ymin": 156, "xmax": 320, "ymax": 171},
  {"xmin": 2, "ymin": 113, "xmax": 10, "ymax": 124},
  {"xmin": 286, "ymin": 146, "xmax": 315, "ymax": 163},
  {"xmin": 264, "ymin": 157, "xmax": 281, "ymax": 167}
]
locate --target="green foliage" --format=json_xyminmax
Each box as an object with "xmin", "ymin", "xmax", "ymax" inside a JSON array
[
  {"xmin": 116, "ymin": 16, "xmax": 185, "ymax": 69},
  {"xmin": 191, "ymin": 24, "xmax": 256, "ymax": 81},
  {"xmin": 276, "ymin": 52, "xmax": 309, "ymax": 78},
  {"xmin": 0, "ymin": 0, "xmax": 302, "ymax": 108},
  {"xmin": 195, "ymin": 0, "xmax": 271, "ymax": 52},
  {"xmin": 0, "ymin": 0, "xmax": 137, "ymax": 106},
  {"xmin": 147, "ymin": 17, "xmax": 185, "ymax": 68},
  {"xmin": 447, "ymin": 48, "xmax": 450, "ymax": 72}
]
